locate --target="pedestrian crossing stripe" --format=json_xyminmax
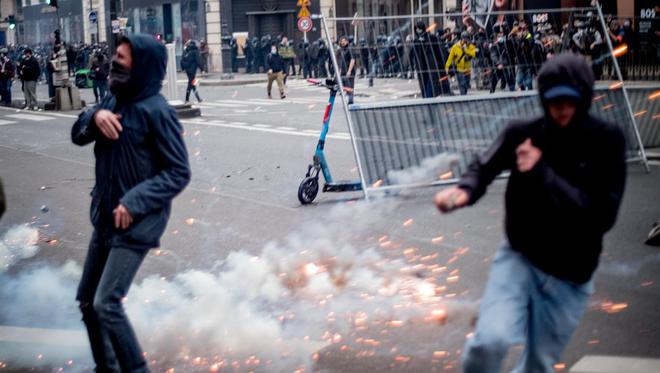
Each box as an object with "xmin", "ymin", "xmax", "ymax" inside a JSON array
[
  {"xmin": 199, "ymin": 102, "xmax": 246, "ymax": 108},
  {"xmin": 6, "ymin": 113, "xmax": 57, "ymax": 121},
  {"xmin": 0, "ymin": 120, "xmax": 17, "ymax": 126}
]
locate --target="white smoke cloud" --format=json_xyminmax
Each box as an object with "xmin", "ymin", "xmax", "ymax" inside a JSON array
[
  {"xmin": 0, "ymin": 202, "xmax": 477, "ymax": 371},
  {"xmin": 0, "ymin": 225, "xmax": 40, "ymax": 272},
  {"xmin": 387, "ymin": 153, "xmax": 460, "ymax": 186}
]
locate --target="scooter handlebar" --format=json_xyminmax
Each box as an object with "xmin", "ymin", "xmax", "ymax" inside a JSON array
[{"xmin": 306, "ymin": 78, "xmax": 354, "ymax": 93}]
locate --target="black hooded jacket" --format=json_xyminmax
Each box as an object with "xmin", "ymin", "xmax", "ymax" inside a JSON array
[
  {"xmin": 457, "ymin": 53, "xmax": 627, "ymax": 284},
  {"xmin": 71, "ymin": 34, "xmax": 191, "ymax": 250}
]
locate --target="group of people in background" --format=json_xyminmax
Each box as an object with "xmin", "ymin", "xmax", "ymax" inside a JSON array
[
  {"xmin": 229, "ymin": 10, "xmax": 649, "ymax": 99},
  {"xmin": 0, "ymin": 38, "xmax": 212, "ymax": 109}
]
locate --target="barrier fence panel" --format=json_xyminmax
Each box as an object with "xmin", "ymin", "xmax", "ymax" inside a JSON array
[{"xmin": 317, "ymin": 5, "xmax": 654, "ymax": 199}]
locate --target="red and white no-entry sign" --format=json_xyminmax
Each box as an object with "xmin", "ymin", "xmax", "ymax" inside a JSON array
[{"xmin": 298, "ymin": 16, "xmax": 313, "ymax": 33}]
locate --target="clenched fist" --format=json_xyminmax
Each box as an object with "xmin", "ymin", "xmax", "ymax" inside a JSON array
[
  {"xmin": 516, "ymin": 138, "xmax": 542, "ymax": 173},
  {"xmin": 434, "ymin": 186, "xmax": 470, "ymax": 213},
  {"xmin": 94, "ymin": 110, "xmax": 123, "ymax": 140}
]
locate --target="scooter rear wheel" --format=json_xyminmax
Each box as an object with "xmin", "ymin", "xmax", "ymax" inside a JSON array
[{"xmin": 298, "ymin": 177, "xmax": 319, "ymax": 205}]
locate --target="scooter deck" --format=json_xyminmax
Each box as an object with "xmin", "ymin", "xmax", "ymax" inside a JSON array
[{"xmin": 323, "ymin": 181, "xmax": 363, "ymax": 193}]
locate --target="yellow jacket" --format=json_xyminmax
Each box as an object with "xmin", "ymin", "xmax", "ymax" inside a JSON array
[{"xmin": 445, "ymin": 41, "xmax": 476, "ymax": 73}]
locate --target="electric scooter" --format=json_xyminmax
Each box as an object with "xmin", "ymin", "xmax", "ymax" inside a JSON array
[{"xmin": 297, "ymin": 78, "xmax": 362, "ymax": 205}]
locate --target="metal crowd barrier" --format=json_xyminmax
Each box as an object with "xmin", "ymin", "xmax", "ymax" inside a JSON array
[
  {"xmin": 625, "ymin": 85, "xmax": 660, "ymax": 148},
  {"xmin": 316, "ymin": 5, "xmax": 652, "ymax": 199},
  {"xmin": 348, "ymin": 86, "xmax": 649, "ymax": 195}
]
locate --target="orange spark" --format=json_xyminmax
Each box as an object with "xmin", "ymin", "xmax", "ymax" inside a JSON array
[
  {"xmin": 439, "ymin": 171, "xmax": 454, "ymax": 180},
  {"xmin": 588, "ymin": 339, "xmax": 600, "ymax": 344},
  {"xmin": 433, "ymin": 351, "xmax": 449, "ymax": 358},
  {"xmin": 554, "ymin": 363, "xmax": 566, "ymax": 370},
  {"xmin": 609, "ymin": 81, "xmax": 624, "ymax": 91},
  {"xmin": 426, "ymin": 23, "xmax": 437, "ymax": 32},
  {"xmin": 612, "ymin": 44, "xmax": 628, "ymax": 57},
  {"xmin": 403, "ymin": 218, "xmax": 414, "ymax": 227},
  {"xmin": 601, "ymin": 302, "xmax": 628, "ymax": 313},
  {"xmin": 431, "ymin": 236, "xmax": 444, "ymax": 244},
  {"xmin": 395, "ymin": 355, "xmax": 411, "ymax": 363},
  {"xmin": 388, "ymin": 320, "xmax": 404, "ymax": 327},
  {"xmin": 602, "ymin": 104, "xmax": 614, "ymax": 110},
  {"xmin": 641, "ymin": 281, "xmax": 653, "ymax": 287},
  {"xmin": 304, "ymin": 262, "xmax": 320, "ymax": 276},
  {"xmin": 447, "ymin": 275, "xmax": 460, "ymax": 283},
  {"xmin": 648, "ymin": 90, "xmax": 660, "ymax": 100},
  {"xmin": 592, "ymin": 94, "xmax": 605, "ymax": 101},
  {"xmin": 372, "ymin": 179, "xmax": 384, "ymax": 188},
  {"xmin": 185, "ymin": 218, "xmax": 195, "ymax": 225},
  {"xmin": 634, "ymin": 110, "xmax": 647, "ymax": 117}
]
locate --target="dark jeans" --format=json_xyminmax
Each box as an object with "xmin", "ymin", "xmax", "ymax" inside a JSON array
[
  {"xmin": 185, "ymin": 71, "xmax": 201, "ymax": 102},
  {"xmin": 456, "ymin": 72, "xmax": 471, "ymax": 95},
  {"xmin": 491, "ymin": 67, "xmax": 516, "ymax": 93},
  {"xmin": 341, "ymin": 76, "xmax": 355, "ymax": 105},
  {"xmin": 420, "ymin": 76, "xmax": 434, "ymax": 98},
  {"xmin": 0, "ymin": 78, "xmax": 11, "ymax": 105},
  {"xmin": 93, "ymin": 80, "xmax": 108, "ymax": 103},
  {"xmin": 77, "ymin": 231, "xmax": 149, "ymax": 373}
]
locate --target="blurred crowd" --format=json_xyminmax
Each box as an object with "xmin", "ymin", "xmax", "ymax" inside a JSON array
[{"xmin": 230, "ymin": 10, "xmax": 655, "ymax": 97}]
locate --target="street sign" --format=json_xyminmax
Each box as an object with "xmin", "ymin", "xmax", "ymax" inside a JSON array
[
  {"xmin": 297, "ymin": 0, "xmax": 311, "ymax": 18},
  {"xmin": 297, "ymin": 16, "xmax": 313, "ymax": 33},
  {"xmin": 111, "ymin": 19, "xmax": 120, "ymax": 34},
  {"xmin": 89, "ymin": 11, "xmax": 97, "ymax": 24}
]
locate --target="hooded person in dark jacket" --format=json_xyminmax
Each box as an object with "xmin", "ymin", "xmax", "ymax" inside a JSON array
[
  {"xmin": 435, "ymin": 53, "xmax": 626, "ymax": 372},
  {"xmin": 71, "ymin": 34, "xmax": 191, "ymax": 372},
  {"xmin": 181, "ymin": 40, "xmax": 204, "ymax": 103}
]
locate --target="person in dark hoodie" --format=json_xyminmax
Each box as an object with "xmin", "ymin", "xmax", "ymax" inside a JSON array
[
  {"xmin": 434, "ymin": 53, "xmax": 626, "ymax": 372},
  {"xmin": 71, "ymin": 34, "xmax": 191, "ymax": 372},
  {"xmin": 181, "ymin": 40, "xmax": 204, "ymax": 103},
  {"xmin": 91, "ymin": 53, "xmax": 109, "ymax": 103}
]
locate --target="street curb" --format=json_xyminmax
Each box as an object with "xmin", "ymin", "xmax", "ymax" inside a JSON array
[{"xmin": 198, "ymin": 78, "xmax": 264, "ymax": 87}]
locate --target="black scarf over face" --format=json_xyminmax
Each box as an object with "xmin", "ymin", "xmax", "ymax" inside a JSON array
[{"xmin": 109, "ymin": 58, "xmax": 133, "ymax": 98}]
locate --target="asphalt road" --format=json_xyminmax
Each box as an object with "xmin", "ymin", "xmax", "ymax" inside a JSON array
[{"xmin": 0, "ymin": 78, "xmax": 659, "ymax": 372}]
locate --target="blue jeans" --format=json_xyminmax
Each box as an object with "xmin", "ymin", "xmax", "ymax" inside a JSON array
[
  {"xmin": 462, "ymin": 243, "xmax": 593, "ymax": 373},
  {"xmin": 93, "ymin": 80, "xmax": 108, "ymax": 103},
  {"xmin": 456, "ymin": 72, "xmax": 471, "ymax": 95},
  {"xmin": 77, "ymin": 231, "xmax": 150, "ymax": 373},
  {"xmin": 516, "ymin": 66, "xmax": 533, "ymax": 91}
]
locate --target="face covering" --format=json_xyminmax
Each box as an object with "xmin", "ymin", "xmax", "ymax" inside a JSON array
[
  {"xmin": 271, "ymin": 48, "xmax": 277, "ymax": 54},
  {"xmin": 109, "ymin": 59, "xmax": 133, "ymax": 97}
]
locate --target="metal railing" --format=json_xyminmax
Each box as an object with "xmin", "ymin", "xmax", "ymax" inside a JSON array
[{"xmin": 317, "ymin": 6, "xmax": 652, "ymax": 199}]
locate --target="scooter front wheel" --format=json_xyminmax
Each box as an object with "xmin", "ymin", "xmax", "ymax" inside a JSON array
[{"xmin": 298, "ymin": 177, "xmax": 319, "ymax": 205}]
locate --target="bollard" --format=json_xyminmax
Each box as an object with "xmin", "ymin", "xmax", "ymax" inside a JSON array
[{"xmin": 165, "ymin": 43, "xmax": 178, "ymax": 102}]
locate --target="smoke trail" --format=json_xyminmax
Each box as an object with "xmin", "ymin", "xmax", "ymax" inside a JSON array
[
  {"xmin": 387, "ymin": 153, "xmax": 460, "ymax": 185},
  {"xmin": 0, "ymin": 225, "xmax": 39, "ymax": 271},
  {"xmin": 0, "ymin": 201, "xmax": 477, "ymax": 371}
]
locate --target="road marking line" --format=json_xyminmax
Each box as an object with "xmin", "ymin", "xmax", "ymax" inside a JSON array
[
  {"xmin": 277, "ymin": 126, "xmax": 295, "ymax": 131},
  {"xmin": 335, "ymin": 132, "xmax": 350, "ymax": 137},
  {"xmin": 0, "ymin": 120, "xmax": 17, "ymax": 126},
  {"xmin": 570, "ymin": 355, "xmax": 660, "ymax": 373},
  {"xmin": 7, "ymin": 113, "xmax": 57, "ymax": 121},
  {"xmin": 247, "ymin": 99, "xmax": 284, "ymax": 105},
  {"xmin": 253, "ymin": 124, "xmax": 272, "ymax": 128},
  {"xmin": 303, "ymin": 129, "xmax": 320, "ymax": 134},
  {"xmin": 0, "ymin": 325, "xmax": 88, "ymax": 347},
  {"xmin": 180, "ymin": 119, "xmax": 350, "ymax": 141},
  {"xmin": 225, "ymin": 99, "xmax": 279, "ymax": 106},
  {"xmin": 202, "ymin": 102, "xmax": 247, "ymax": 108},
  {"xmin": 39, "ymin": 112, "xmax": 78, "ymax": 118}
]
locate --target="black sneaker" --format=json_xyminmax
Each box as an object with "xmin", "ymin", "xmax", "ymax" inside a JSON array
[
  {"xmin": 645, "ymin": 222, "xmax": 660, "ymax": 246},
  {"xmin": 280, "ymin": 94, "xmax": 286, "ymax": 99}
]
